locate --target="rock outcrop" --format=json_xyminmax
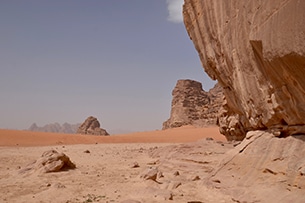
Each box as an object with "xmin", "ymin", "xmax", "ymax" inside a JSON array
[
  {"xmin": 19, "ymin": 150, "xmax": 76, "ymax": 175},
  {"xmin": 207, "ymin": 131, "xmax": 305, "ymax": 202},
  {"xmin": 183, "ymin": 0, "xmax": 305, "ymax": 140},
  {"xmin": 148, "ymin": 133, "xmax": 305, "ymax": 202},
  {"xmin": 77, "ymin": 116, "xmax": 109, "ymax": 136},
  {"xmin": 29, "ymin": 122, "xmax": 80, "ymax": 134},
  {"xmin": 163, "ymin": 79, "xmax": 223, "ymax": 130}
]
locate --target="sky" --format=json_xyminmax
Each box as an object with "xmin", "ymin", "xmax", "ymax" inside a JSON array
[{"xmin": 0, "ymin": 0, "xmax": 216, "ymax": 133}]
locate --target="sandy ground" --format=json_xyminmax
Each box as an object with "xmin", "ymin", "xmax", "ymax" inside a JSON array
[
  {"xmin": 0, "ymin": 126, "xmax": 234, "ymax": 203},
  {"xmin": 0, "ymin": 125, "xmax": 225, "ymax": 147}
]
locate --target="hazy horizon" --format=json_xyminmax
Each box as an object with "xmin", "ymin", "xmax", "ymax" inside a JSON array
[{"xmin": 0, "ymin": 0, "xmax": 216, "ymax": 133}]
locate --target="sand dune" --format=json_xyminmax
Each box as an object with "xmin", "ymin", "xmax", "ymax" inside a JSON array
[{"xmin": 0, "ymin": 125, "xmax": 225, "ymax": 147}]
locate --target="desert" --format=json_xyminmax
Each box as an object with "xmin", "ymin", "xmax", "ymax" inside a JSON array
[
  {"xmin": 1, "ymin": 0, "xmax": 305, "ymax": 202},
  {"xmin": 2, "ymin": 127, "xmax": 305, "ymax": 203},
  {"xmin": 0, "ymin": 126, "xmax": 234, "ymax": 203}
]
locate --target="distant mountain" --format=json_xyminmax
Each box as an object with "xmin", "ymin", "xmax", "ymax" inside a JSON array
[{"xmin": 28, "ymin": 122, "xmax": 80, "ymax": 134}]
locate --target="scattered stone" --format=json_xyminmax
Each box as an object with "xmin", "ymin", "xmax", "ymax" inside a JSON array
[
  {"xmin": 204, "ymin": 151, "xmax": 213, "ymax": 156},
  {"xmin": 212, "ymin": 179, "xmax": 221, "ymax": 183},
  {"xmin": 167, "ymin": 193, "xmax": 173, "ymax": 201},
  {"xmin": 298, "ymin": 166, "xmax": 305, "ymax": 176},
  {"xmin": 263, "ymin": 168, "xmax": 277, "ymax": 175},
  {"xmin": 82, "ymin": 194, "xmax": 105, "ymax": 202},
  {"xmin": 157, "ymin": 171, "xmax": 164, "ymax": 179},
  {"xmin": 191, "ymin": 175, "xmax": 201, "ymax": 181},
  {"xmin": 206, "ymin": 137, "xmax": 214, "ymax": 141},
  {"xmin": 131, "ymin": 162, "xmax": 140, "ymax": 168},
  {"xmin": 173, "ymin": 171, "xmax": 180, "ymax": 176},
  {"xmin": 140, "ymin": 167, "xmax": 159, "ymax": 181},
  {"xmin": 147, "ymin": 160, "xmax": 158, "ymax": 165},
  {"xmin": 83, "ymin": 150, "xmax": 90, "ymax": 153}
]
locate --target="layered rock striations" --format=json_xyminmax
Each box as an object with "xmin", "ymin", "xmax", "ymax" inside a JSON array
[
  {"xmin": 163, "ymin": 79, "xmax": 223, "ymax": 129},
  {"xmin": 183, "ymin": 0, "xmax": 305, "ymax": 140},
  {"xmin": 207, "ymin": 131, "xmax": 305, "ymax": 202},
  {"xmin": 77, "ymin": 116, "xmax": 109, "ymax": 136}
]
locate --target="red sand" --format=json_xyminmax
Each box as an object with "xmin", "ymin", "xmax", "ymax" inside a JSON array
[{"xmin": 0, "ymin": 126, "xmax": 225, "ymax": 147}]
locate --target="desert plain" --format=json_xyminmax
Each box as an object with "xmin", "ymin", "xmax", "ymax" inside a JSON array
[{"xmin": 0, "ymin": 126, "xmax": 236, "ymax": 203}]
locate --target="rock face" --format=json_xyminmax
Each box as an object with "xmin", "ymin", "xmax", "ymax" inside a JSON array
[
  {"xmin": 29, "ymin": 122, "xmax": 80, "ymax": 134},
  {"xmin": 183, "ymin": 0, "xmax": 305, "ymax": 140},
  {"xmin": 207, "ymin": 131, "xmax": 305, "ymax": 202},
  {"xmin": 163, "ymin": 79, "xmax": 223, "ymax": 130},
  {"xmin": 149, "ymin": 132, "xmax": 305, "ymax": 202},
  {"xmin": 77, "ymin": 116, "xmax": 109, "ymax": 136}
]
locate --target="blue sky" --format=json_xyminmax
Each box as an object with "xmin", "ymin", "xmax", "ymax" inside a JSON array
[{"xmin": 0, "ymin": 0, "xmax": 215, "ymax": 133}]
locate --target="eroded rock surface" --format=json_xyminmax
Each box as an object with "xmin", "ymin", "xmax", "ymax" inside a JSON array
[
  {"xmin": 19, "ymin": 150, "xmax": 76, "ymax": 175},
  {"xmin": 183, "ymin": 0, "xmax": 305, "ymax": 140},
  {"xmin": 146, "ymin": 132, "xmax": 305, "ymax": 202},
  {"xmin": 77, "ymin": 116, "xmax": 109, "ymax": 136},
  {"xmin": 163, "ymin": 79, "xmax": 223, "ymax": 129},
  {"xmin": 147, "ymin": 139, "xmax": 236, "ymax": 202},
  {"xmin": 206, "ymin": 131, "xmax": 305, "ymax": 202}
]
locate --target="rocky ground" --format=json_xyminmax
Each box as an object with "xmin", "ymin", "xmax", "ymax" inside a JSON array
[
  {"xmin": 0, "ymin": 141, "xmax": 234, "ymax": 203},
  {"xmin": 1, "ymin": 128, "xmax": 305, "ymax": 203}
]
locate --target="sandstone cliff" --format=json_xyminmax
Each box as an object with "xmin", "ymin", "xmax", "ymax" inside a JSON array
[
  {"xmin": 163, "ymin": 79, "xmax": 223, "ymax": 129},
  {"xmin": 183, "ymin": 0, "xmax": 305, "ymax": 140},
  {"xmin": 77, "ymin": 116, "xmax": 109, "ymax": 136}
]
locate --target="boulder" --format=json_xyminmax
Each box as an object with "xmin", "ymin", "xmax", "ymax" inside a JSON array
[
  {"xmin": 77, "ymin": 116, "xmax": 109, "ymax": 136},
  {"xmin": 163, "ymin": 79, "xmax": 224, "ymax": 129},
  {"xmin": 19, "ymin": 149, "xmax": 76, "ymax": 174},
  {"xmin": 183, "ymin": 0, "xmax": 305, "ymax": 140}
]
